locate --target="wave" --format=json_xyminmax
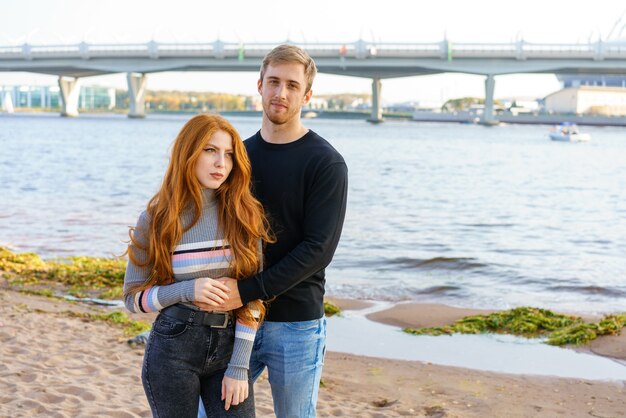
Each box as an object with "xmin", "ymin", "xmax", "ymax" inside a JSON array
[
  {"xmin": 414, "ymin": 285, "xmax": 463, "ymax": 296},
  {"xmin": 461, "ymin": 223, "xmax": 516, "ymax": 228},
  {"xmin": 327, "ymin": 283, "xmax": 465, "ymax": 301},
  {"xmin": 548, "ymin": 285, "xmax": 626, "ymax": 298},
  {"xmin": 384, "ymin": 256, "xmax": 487, "ymax": 271}
]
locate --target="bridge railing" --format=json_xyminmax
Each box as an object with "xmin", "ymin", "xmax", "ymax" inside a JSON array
[{"xmin": 1, "ymin": 40, "xmax": 626, "ymax": 61}]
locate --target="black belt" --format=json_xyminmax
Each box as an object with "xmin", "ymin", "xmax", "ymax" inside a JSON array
[{"xmin": 161, "ymin": 305, "xmax": 230, "ymax": 328}]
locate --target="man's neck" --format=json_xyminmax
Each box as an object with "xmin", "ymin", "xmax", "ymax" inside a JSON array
[{"xmin": 260, "ymin": 116, "xmax": 309, "ymax": 144}]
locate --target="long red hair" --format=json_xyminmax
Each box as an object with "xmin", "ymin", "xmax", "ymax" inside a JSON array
[{"xmin": 126, "ymin": 114, "xmax": 272, "ymax": 324}]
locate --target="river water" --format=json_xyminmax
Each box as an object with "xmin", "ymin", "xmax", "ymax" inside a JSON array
[{"xmin": 1, "ymin": 112, "xmax": 625, "ymax": 314}]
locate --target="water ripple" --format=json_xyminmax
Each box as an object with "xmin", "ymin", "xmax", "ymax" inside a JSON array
[{"xmin": 382, "ymin": 256, "xmax": 488, "ymax": 271}]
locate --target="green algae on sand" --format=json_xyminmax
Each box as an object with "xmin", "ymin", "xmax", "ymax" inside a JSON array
[
  {"xmin": 1, "ymin": 247, "xmax": 126, "ymax": 299},
  {"xmin": 324, "ymin": 300, "xmax": 342, "ymax": 317},
  {"xmin": 404, "ymin": 306, "xmax": 626, "ymax": 346}
]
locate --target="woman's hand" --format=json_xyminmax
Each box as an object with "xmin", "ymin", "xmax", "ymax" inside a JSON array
[
  {"xmin": 221, "ymin": 376, "xmax": 248, "ymax": 411},
  {"xmin": 193, "ymin": 277, "xmax": 230, "ymax": 307}
]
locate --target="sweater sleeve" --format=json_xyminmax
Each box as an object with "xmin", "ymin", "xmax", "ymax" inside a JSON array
[
  {"xmin": 224, "ymin": 320, "xmax": 257, "ymax": 380},
  {"xmin": 123, "ymin": 211, "xmax": 196, "ymax": 313},
  {"xmin": 238, "ymin": 161, "xmax": 348, "ymax": 303}
]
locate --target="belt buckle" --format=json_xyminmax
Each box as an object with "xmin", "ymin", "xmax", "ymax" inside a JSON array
[{"xmin": 213, "ymin": 313, "xmax": 229, "ymax": 329}]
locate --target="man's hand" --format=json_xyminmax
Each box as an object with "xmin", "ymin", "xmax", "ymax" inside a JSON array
[
  {"xmin": 221, "ymin": 376, "xmax": 248, "ymax": 410},
  {"xmin": 193, "ymin": 277, "xmax": 230, "ymax": 306},
  {"xmin": 214, "ymin": 277, "xmax": 243, "ymax": 311}
]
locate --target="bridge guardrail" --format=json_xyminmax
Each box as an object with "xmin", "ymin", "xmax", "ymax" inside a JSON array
[{"xmin": 1, "ymin": 40, "xmax": 626, "ymax": 61}]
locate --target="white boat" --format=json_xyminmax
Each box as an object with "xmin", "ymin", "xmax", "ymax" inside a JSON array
[{"xmin": 549, "ymin": 123, "xmax": 591, "ymax": 142}]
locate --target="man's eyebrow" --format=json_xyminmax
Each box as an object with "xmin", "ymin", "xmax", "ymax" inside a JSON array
[{"xmin": 267, "ymin": 76, "xmax": 301, "ymax": 85}]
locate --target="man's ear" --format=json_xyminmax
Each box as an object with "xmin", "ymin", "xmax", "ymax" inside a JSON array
[
  {"xmin": 257, "ymin": 79, "xmax": 263, "ymax": 94},
  {"xmin": 303, "ymin": 89, "xmax": 313, "ymax": 104}
]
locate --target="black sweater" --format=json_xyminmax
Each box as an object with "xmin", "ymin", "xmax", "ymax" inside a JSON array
[{"xmin": 238, "ymin": 130, "xmax": 348, "ymax": 321}]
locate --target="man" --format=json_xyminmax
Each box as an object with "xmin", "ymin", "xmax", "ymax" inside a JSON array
[{"xmin": 216, "ymin": 44, "xmax": 348, "ymax": 417}]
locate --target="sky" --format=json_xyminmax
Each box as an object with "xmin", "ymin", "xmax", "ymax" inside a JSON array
[{"xmin": 2, "ymin": 0, "xmax": 626, "ymax": 104}]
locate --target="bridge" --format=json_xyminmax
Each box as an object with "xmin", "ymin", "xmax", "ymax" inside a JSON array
[{"xmin": 2, "ymin": 39, "xmax": 626, "ymax": 123}]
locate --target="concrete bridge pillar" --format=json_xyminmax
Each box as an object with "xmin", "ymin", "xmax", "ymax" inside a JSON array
[
  {"xmin": 40, "ymin": 87, "xmax": 47, "ymax": 109},
  {"xmin": 481, "ymin": 74, "xmax": 498, "ymax": 126},
  {"xmin": 368, "ymin": 78, "xmax": 383, "ymax": 124},
  {"xmin": 58, "ymin": 76, "xmax": 81, "ymax": 117},
  {"xmin": 2, "ymin": 90, "xmax": 15, "ymax": 113},
  {"xmin": 127, "ymin": 72, "xmax": 147, "ymax": 118}
]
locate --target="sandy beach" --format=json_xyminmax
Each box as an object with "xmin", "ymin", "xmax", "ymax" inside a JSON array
[{"xmin": 1, "ymin": 289, "xmax": 625, "ymax": 417}]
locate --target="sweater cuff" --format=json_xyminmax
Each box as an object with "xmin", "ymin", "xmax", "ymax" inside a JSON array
[
  {"xmin": 224, "ymin": 365, "xmax": 248, "ymax": 381},
  {"xmin": 224, "ymin": 322, "xmax": 256, "ymax": 381}
]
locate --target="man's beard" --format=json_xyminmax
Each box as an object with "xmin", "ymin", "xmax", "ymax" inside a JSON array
[{"xmin": 264, "ymin": 102, "xmax": 293, "ymax": 125}]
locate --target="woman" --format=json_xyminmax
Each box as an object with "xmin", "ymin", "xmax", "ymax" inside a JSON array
[{"xmin": 124, "ymin": 114, "xmax": 272, "ymax": 417}]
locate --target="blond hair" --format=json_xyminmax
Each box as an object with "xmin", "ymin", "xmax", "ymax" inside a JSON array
[{"xmin": 260, "ymin": 44, "xmax": 317, "ymax": 93}]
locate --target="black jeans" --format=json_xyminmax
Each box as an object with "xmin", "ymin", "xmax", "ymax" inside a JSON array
[{"xmin": 142, "ymin": 309, "xmax": 255, "ymax": 418}]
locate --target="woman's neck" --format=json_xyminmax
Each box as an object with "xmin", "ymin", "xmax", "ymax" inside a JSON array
[{"xmin": 202, "ymin": 188, "xmax": 217, "ymax": 206}]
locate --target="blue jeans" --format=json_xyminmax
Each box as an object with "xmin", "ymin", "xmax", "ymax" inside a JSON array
[
  {"xmin": 143, "ymin": 310, "xmax": 255, "ymax": 418},
  {"xmin": 249, "ymin": 318, "xmax": 327, "ymax": 418}
]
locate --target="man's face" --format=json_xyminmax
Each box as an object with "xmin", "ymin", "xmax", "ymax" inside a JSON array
[{"xmin": 258, "ymin": 62, "xmax": 312, "ymax": 126}]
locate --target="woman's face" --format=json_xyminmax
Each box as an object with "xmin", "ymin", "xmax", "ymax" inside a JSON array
[{"xmin": 195, "ymin": 129, "xmax": 234, "ymax": 189}]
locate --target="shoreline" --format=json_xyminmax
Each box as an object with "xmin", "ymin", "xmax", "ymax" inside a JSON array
[
  {"xmin": 2, "ymin": 289, "xmax": 625, "ymax": 417},
  {"xmin": 4, "ymin": 109, "xmax": 626, "ymax": 127}
]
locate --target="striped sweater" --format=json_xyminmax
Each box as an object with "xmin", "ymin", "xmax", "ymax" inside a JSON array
[{"xmin": 123, "ymin": 188, "xmax": 256, "ymax": 380}]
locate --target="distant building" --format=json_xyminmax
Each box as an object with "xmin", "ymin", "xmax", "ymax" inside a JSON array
[
  {"xmin": 1, "ymin": 85, "xmax": 61, "ymax": 109},
  {"xmin": 1, "ymin": 85, "xmax": 115, "ymax": 111},
  {"xmin": 385, "ymin": 101, "xmax": 441, "ymax": 113},
  {"xmin": 350, "ymin": 98, "xmax": 369, "ymax": 110},
  {"xmin": 249, "ymin": 96, "xmax": 263, "ymax": 111},
  {"xmin": 80, "ymin": 86, "xmax": 116, "ymax": 110},
  {"xmin": 557, "ymin": 74, "xmax": 626, "ymax": 88},
  {"xmin": 305, "ymin": 97, "xmax": 328, "ymax": 110},
  {"xmin": 499, "ymin": 97, "xmax": 541, "ymax": 115},
  {"xmin": 544, "ymin": 86, "xmax": 626, "ymax": 116}
]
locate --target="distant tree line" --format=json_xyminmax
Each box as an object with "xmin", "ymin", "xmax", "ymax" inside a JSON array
[
  {"xmin": 113, "ymin": 89, "xmax": 372, "ymax": 112},
  {"xmin": 442, "ymin": 97, "xmax": 504, "ymax": 112},
  {"xmin": 315, "ymin": 93, "xmax": 370, "ymax": 110},
  {"xmin": 115, "ymin": 89, "xmax": 251, "ymax": 111}
]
